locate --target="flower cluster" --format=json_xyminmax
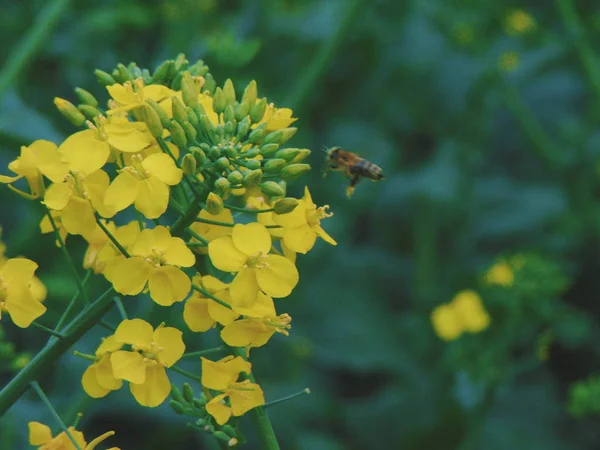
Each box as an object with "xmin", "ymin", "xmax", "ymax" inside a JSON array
[
  {"xmin": 28, "ymin": 421, "xmax": 119, "ymax": 450},
  {"xmin": 431, "ymin": 290, "xmax": 490, "ymax": 341}
]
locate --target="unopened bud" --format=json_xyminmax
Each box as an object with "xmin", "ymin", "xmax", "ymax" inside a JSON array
[
  {"xmin": 74, "ymin": 87, "xmax": 98, "ymax": 107},
  {"xmin": 291, "ymin": 149, "xmax": 311, "ymax": 163},
  {"xmin": 174, "ymin": 53, "xmax": 189, "ymax": 71},
  {"xmin": 116, "ymin": 63, "xmax": 133, "ymax": 83},
  {"xmin": 274, "ymin": 148, "xmax": 301, "ymax": 161},
  {"xmin": 193, "ymin": 396, "xmax": 207, "ymax": 408},
  {"xmin": 260, "ymin": 181, "xmax": 285, "ymax": 197},
  {"xmin": 216, "ymin": 157, "xmax": 230, "ymax": 171},
  {"xmin": 171, "ymin": 385, "xmax": 184, "ymax": 402},
  {"xmin": 94, "ymin": 69, "xmax": 116, "ymax": 86},
  {"xmin": 182, "ymin": 383, "xmax": 194, "ymax": 403},
  {"xmin": 263, "ymin": 127, "xmax": 297, "ymax": 146},
  {"xmin": 171, "ymin": 96, "xmax": 188, "ymax": 125},
  {"xmin": 223, "ymin": 104, "xmax": 235, "ymax": 123},
  {"xmin": 204, "ymin": 73, "xmax": 217, "ymax": 94},
  {"xmin": 243, "ymin": 169, "xmax": 263, "ymax": 186},
  {"xmin": 141, "ymin": 103, "xmax": 164, "ymax": 138},
  {"xmin": 188, "ymin": 59, "xmax": 209, "ymax": 77},
  {"xmin": 223, "ymin": 79, "xmax": 236, "ymax": 105},
  {"xmin": 182, "ymin": 154, "xmax": 197, "ymax": 176},
  {"xmin": 169, "ymin": 400, "xmax": 186, "ymax": 415},
  {"xmin": 186, "ymin": 106, "xmax": 199, "ymax": 127},
  {"xmin": 182, "ymin": 121, "xmax": 197, "ymax": 141},
  {"xmin": 249, "ymin": 98, "xmax": 267, "ymax": 123},
  {"xmin": 224, "ymin": 120, "xmax": 236, "ymax": 136},
  {"xmin": 214, "ymin": 431, "xmax": 231, "ymax": 443},
  {"xmin": 228, "ymin": 438, "xmax": 238, "ymax": 447},
  {"xmin": 248, "ymin": 123, "xmax": 268, "ymax": 144},
  {"xmin": 259, "ymin": 143, "xmax": 280, "ymax": 157},
  {"xmin": 264, "ymin": 158, "xmax": 286, "ymax": 173},
  {"xmin": 152, "ymin": 60, "xmax": 173, "ymax": 84},
  {"xmin": 213, "ymin": 88, "xmax": 226, "ymax": 114},
  {"xmin": 206, "ymin": 192, "xmax": 224, "ymax": 214},
  {"xmin": 242, "ymin": 80, "xmax": 257, "ymax": 108},
  {"xmin": 273, "ymin": 198, "xmax": 299, "ymax": 214},
  {"xmin": 241, "ymin": 147, "xmax": 260, "ymax": 159},
  {"xmin": 77, "ymin": 104, "xmax": 102, "ymax": 121},
  {"xmin": 181, "ymin": 72, "xmax": 199, "ymax": 108},
  {"xmin": 214, "ymin": 177, "xmax": 231, "ymax": 196},
  {"xmin": 236, "ymin": 116, "xmax": 251, "ymax": 140},
  {"xmin": 281, "ymin": 163, "xmax": 311, "ymax": 179},
  {"xmin": 227, "ymin": 170, "xmax": 243, "ymax": 185},
  {"xmin": 169, "ymin": 120, "xmax": 188, "ymax": 148},
  {"xmin": 199, "ymin": 114, "xmax": 215, "ymax": 134},
  {"xmin": 54, "ymin": 97, "xmax": 86, "ymax": 126},
  {"xmin": 129, "ymin": 64, "xmax": 142, "ymax": 79},
  {"xmin": 234, "ymin": 101, "xmax": 250, "ymax": 121},
  {"xmin": 190, "ymin": 147, "xmax": 207, "ymax": 166},
  {"xmin": 146, "ymin": 99, "xmax": 171, "ymax": 128},
  {"xmin": 245, "ymin": 159, "xmax": 261, "ymax": 170}
]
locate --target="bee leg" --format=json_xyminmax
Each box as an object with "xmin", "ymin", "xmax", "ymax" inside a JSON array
[{"xmin": 345, "ymin": 175, "xmax": 360, "ymax": 198}]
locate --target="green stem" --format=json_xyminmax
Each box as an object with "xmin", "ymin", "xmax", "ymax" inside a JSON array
[
  {"xmin": 193, "ymin": 217, "xmax": 235, "ymax": 227},
  {"xmin": 186, "ymin": 241, "xmax": 207, "ymax": 248},
  {"xmin": 186, "ymin": 228, "xmax": 209, "ymax": 245},
  {"xmin": 170, "ymin": 365, "xmax": 202, "ymax": 383},
  {"xmin": 53, "ymin": 270, "xmax": 91, "ymax": 334},
  {"xmin": 191, "ymin": 284, "xmax": 232, "ymax": 310},
  {"xmin": 182, "ymin": 347, "xmax": 224, "ymax": 359},
  {"xmin": 95, "ymin": 216, "xmax": 130, "ymax": 257},
  {"xmin": 31, "ymin": 322, "xmax": 66, "ymax": 339},
  {"xmin": 0, "ymin": 286, "xmax": 115, "ymax": 416},
  {"xmin": 264, "ymin": 388, "xmax": 310, "ymax": 408},
  {"xmin": 113, "ymin": 297, "xmax": 128, "ymax": 320},
  {"xmin": 47, "ymin": 210, "xmax": 91, "ymax": 305},
  {"xmin": 30, "ymin": 381, "xmax": 82, "ymax": 450},
  {"xmin": 171, "ymin": 197, "xmax": 206, "ymax": 238},
  {"xmin": 224, "ymin": 204, "xmax": 273, "ymax": 213},
  {"xmin": 413, "ymin": 198, "xmax": 437, "ymax": 308},
  {"xmin": 284, "ymin": 0, "xmax": 364, "ymax": 112},
  {"xmin": 0, "ymin": 0, "xmax": 71, "ymax": 100}
]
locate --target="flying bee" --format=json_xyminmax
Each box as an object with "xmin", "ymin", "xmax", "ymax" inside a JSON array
[{"xmin": 322, "ymin": 146, "xmax": 384, "ymax": 198}]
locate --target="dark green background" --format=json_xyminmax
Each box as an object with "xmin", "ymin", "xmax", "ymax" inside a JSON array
[{"xmin": 2, "ymin": 0, "xmax": 600, "ymax": 449}]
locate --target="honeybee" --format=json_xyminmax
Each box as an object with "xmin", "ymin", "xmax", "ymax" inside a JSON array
[{"xmin": 323, "ymin": 146, "xmax": 384, "ymax": 198}]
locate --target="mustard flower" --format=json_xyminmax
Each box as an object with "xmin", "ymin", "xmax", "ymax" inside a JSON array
[
  {"xmin": 82, "ymin": 220, "xmax": 116, "ymax": 274},
  {"xmin": 107, "ymin": 78, "xmax": 176, "ymax": 114},
  {"xmin": 104, "ymin": 153, "xmax": 182, "ymax": 219},
  {"xmin": 484, "ymin": 260, "xmax": 514, "ymax": 287},
  {"xmin": 98, "ymin": 221, "xmax": 142, "ymax": 281},
  {"xmin": 183, "ymin": 275, "xmax": 239, "ymax": 332},
  {"xmin": 0, "ymin": 258, "xmax": 46, "ymax": 328},
  {"xmin": 208, "ymin": 222, "xmax": 299, "ymax": 308},
  {"xmin": 431, "ymin": 304, "xmax": 463, "ymax": 341},
  {"xmin": 40, "ymin": 210, "xmax": 69, "ymax": 247},
  {"xmin": 109, "ymin": 226, "xmax": 195, "ymax": 306},
  {"xmin": 82, "ymin": 335, "xmax": 124, "ymax": 398},
  {"xmin": 431, "ymin": 290, "xmax": 490, "ymax": 341},
  {"xmin": 28, "ymin": 422, "xmax": 119, "ymax": 450},
  {"xmin": 201, "ymin": 356, "xmax": 265, "ymax": 425},
  {"xmin": 221, "ymin": 292, "xmax": 291, "ymax": 350},
  {"xmin": 0, "ymin": 140, "xmax": 68, "ymax": 199},
  {"xmin": 272, "ymin": 186, "xmax": 336, "ymax": 254},
  {"xmin": 187, "ymin": 208, "xmax": 235, "ymax": 253},
  {"xmin": 254, "ymin": 103, "xmax": 297, "ymax": 131},
  {"xmin": 110, "ymin": 319, "xmax": 185, "ymax": 407}
]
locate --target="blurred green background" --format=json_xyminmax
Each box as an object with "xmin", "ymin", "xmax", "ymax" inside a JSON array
[{"xmin": 2, "ymin": 0, "xmax": 600, "ymax": 448}]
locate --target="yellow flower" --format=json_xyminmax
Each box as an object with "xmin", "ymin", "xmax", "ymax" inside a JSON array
[
  {"xmin": 110, "ymin": 319, "xmax": 185, "ymax": 407},
  {"xmin": 505, "ymin": 9, "xmax": 536, "ymax": 35},
  {"xmin": 183, "ymin": 275, "xmax": 239, "ymax": 332},
  {"xmin": 221, "ymin": 292, "xmax": 291, "ymax": 350},
  {"xmin": 187, "ymin": 208, "xmax": 235, "ymax": 254},
  {"xmin": 0, "ymin": 258, "xmax": 46, "ymax": 328},
  {"xmin": 81, "ymin": 335, "xmax": 124, "ymax": 398},
  {"xmin": 208, "ymin": 223, "xmax": 299, "ymax": 308},
  {"xmin": 451, "ymin": 290, "xmax": 490, "ymax": 333},
  {"xmin": 201, "ymin": 356, "xmax": 265, "ymax": 425},
  {"xmin": 109, "ymin": 226, "xmax": 195, "ymax": 306},
  {"xmin": 104, "ymin": 153, "xmax": 182, "ymax": 219},
  {"xmin": 0, "ymin": 140, "xmax": 68, "ymax": 199},
  {"xmin": 107, "ymin": 78, "xmax": 176, "ymax": 115},
  {"xmin": 484, "ymin": 260, "xmax": 514, "ymax": 287},
  {"xmin": 431, "ymin": 303, "xmax": 463, "ymax": 341},
  {"xmin": 98, "ymin": 221, "xmax": 142, "ymax": 281},
  {"xmin": 82, "ymin": 220, "xmax": 116, "ymax": 274},
  {"xmin": 28, "ymin": 421, "xmax": 119, "ymax": 450},
  {"xmin": 272, "ymin": 186, "xmax": 336, "ymax": 254},
  {"xmin": 254, "ymin": 103, "xmax": 297, "ymax": 131}
]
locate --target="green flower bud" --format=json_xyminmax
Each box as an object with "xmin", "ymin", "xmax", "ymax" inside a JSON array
[
  {"xmin": 77, "ymin": 104, "xmax": 102, "ymax": 121},
  {"xmin": 223, "ymin": 104, "xmax": 235, "ymax": 123},
  {"xmin": 223, "ymin": 146, "xmax": 237, "ymax": 159},
  {"xmin": 190, "ymin": 147, "xmax": 207, "ymax": 166},
  {"xmin": 204, "ymin": 73, "xmax": 217, "ymax": 94},
  {"xmin": 274, "ymin": 148, "xmax": 301, "ymax": 161},
  {"xmin": 74, "ymin": 87, "xmax": 98, "ymax": 107},
  {"xmin": 242, "ymin": 80, "xmax": 257, "ymax": 108},
  {"xmin": 188, "ymin": 59, "xmax": 209, "ymax": 77},
  {"xmin": 264, "ymin": 158, "xmax": 286, "ymax": 174},
  {"xmin": 224, "ymin": 120, "xmax": 236, "ymax": 137},
  {"xmin": 182, "ymin": 121, "xmax": 198, "ymax": 141},
  {"xmin": 116, "ymin": 63, "xmax": 133, "ymax": 82},
  {"xmin": 236, "ymin": 116, "xmax": 251, "ymax": 140},
  {"xmin": 186, "ymin": 106, "xmax": 199, "ymax": 127},
  {"xmin": 291, "ymin": 149, "xmax": 311, "ymax": 163},
  {"xmin": 214, "ymin": 431, "xmax": 231, "ymax": 442},
  {"xmin": 260, "ymin": 181, "xmax": 285, "ymax": 197},
  {"xmin": 221, "ymin": 425, "xmax": 237, "ymax": 438},
  {"xmin": 146, "ymin": 99, "xmax": 171, "ymax": 128},
  {"xmin": 208, "ymin": 146, "xmax": 221, "ymax": 160},
  {"xmin": 141, "ymin": 103, "xmax": 164, "ymax": 138},
  {"xmin": 199, "ymin": 114, "xmax": 215, "ymax": 134},
  {"xmin": 223, "ymin": 79, "xmax": 236, "ymax": 105},
  {"xmin": 169, "ymin": 400, "xmax": 186, "ymax": 415},
  {"xmin": 248, "ymin": 123, "xmax": 268, "ymax": 144},
  {"xmin": 214, "ymin": 177, "xmax": 231, "ymax": 195},
  {"xmin": 216, "ymin": 157, "xmax": 230, "ymax": 171},
  {"xmin": 129, "ymin": 63, "xmax": 142, "ymax": 79},
  {"xmin": 243, "ymin": 169, "xmax": 263, "ymax": 186},
  {"xmin": 263, "ymin": 127, "xmax": 297, "ymax": 146},
  {"xmin": 182, "ymin": 154, "xmax": 197, "ymax": 176},
  {"xmin": 174, "ymin": 53, "xmax": 189, "ymax": 71},
  {"xmin": 240, "ymin": 147, "xmax": 260, "ymax": 159},
  {"xmin": 200, "ymin": 143, "xmax": 211, "ymax": 152},
  {"xmin": 169, "ymin": 120, "xmax": 188, "ymax": 148},
  {"xmin": 141, "ymin": 68, "xmax": 152, "ymax": 83},
  {"xmin": 181, "ymin": 72, "xmax": 199, "ymax": 108},
  {"xmin": 274, "ymin": 198, "xmax": 299, "ymax": 214},
  {"xmin": 259, "ymin": 143, "xmax": 280, "ymax": 157},
  {"xmin": 227, "ymin": 170, "xmax": 243, "ymax": 185},
  {"xmin": 213, "ymin": 87, "xmax": 226, "ymax": 114},
  {"xmin": 281, "ymin": 163, "xmax": 311, "ymax": 179},
  {"xmin": 170, "ymin": 71, "xmax": 183, "ymax": 90},
  {"xmin": 182, "ymin": 383, "xmax": 194, "ymax": 403},
  {"xmin": 94, "ymin": 69, "xmax": 116, "ymax": 86},
  {"xmin": 206, "ymin": 192, "xmax": 224, "ymax": 215},
  {"xmin": 171, "ymin": 385, "xmax": 184, "ymax": 402},
  {"xmin": 171, "ymin": 96, "xmax": 188, "ymax": 125},
  {"xmin": 54, "ymin": 97, "xmax": 86, "ymax": 126},
  {"xmin": 152, "ymin": 60, "xmax": 173, "ymax": 84},
  {"xmin": 245, "ymin": 159, "xmax": 261, "ymax": 170},
  {"xmin": 249, "ymin": 98, "xmax": 267, "ymax": 123},
  {"xmin": 193, "ymin": 396, "xmax": 207, "ymax": 408},
  {"xmin": 234, "ymin": 101, "xmax": 250, "ymax": 121}
]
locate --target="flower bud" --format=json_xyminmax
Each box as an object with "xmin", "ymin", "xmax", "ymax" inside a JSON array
[
  {"xmin": 141, "ymin": 103, "xmax": 164, "ymax": 138},
  {"xmin": 263, "ymin": 127, "xmax": 297, "ymax": 146},
  {"xmin": 141, "ymin": 68, "xmax": 151, "ymax": 83},
  {"xmin": 94, "ymin": 69, "xmax": 116, "ymax": 86},
  {"xmin": 273, "ymin": 198, "xmax": 299, "ymax": 214},
  {"xmin": 189, "ymin": 59, "xmax": 209, "ymax": 77},
  {"xmin": 236, "ymin": 116, "xmax": 251, "ymax": 140},
  {"xmin": 259, "ymin": 143, "xmax": 280, "ymax": 157},
  {"xmin": 170, "ymin": 72, "xmax": 183, "ymax": 90},
  {"xmin": 199, "ymin": 114, "xmax": 215, "ymax": 135},
  {"xmin": 260, "ymin": 181, "xmax": 285, "ymax": 197},
  {"xmin": 223, "ymin": 79, "xmax": 236, "ymax": 105},
  {"xmin": 74, "ymin": 87, "xmax": 98, "ymax": 107},
  {"xmin": 214, "ymin": 177, "xmax": 231, "ymax": 196},
  {"xmin": 224, "ymin": 119, "xmax": 236, "ymax": 136},
  {"xmin": 169, "ymin": 400, "xmax": 186, "ymax": 415},
  {"xmin": 204, "ymin": 73, "xmax": 217, "ymax": 94},
  {"xmin": 291, "ymin": 149, "xmax": 311, "ymax": 163},
  {"xmin": 169, "ymin": 120, "xmax": 188, "ymax": 148},
  {"xmin": 182, "ymin": 383, "xmax": 194, "ymax": 403},
  {"xmin": 241, "ymin": 147, "xmax": 260, "ymax": 159},
  {"xmin": 213, "ymin": 87, "xmax": 226, "ymax": 114},
  {"xmin": 208, "ymin": 146, "xmax": 221, "ymax": 159},
  {"xmin": 216, "ymin": 157, "xmax": 230, "ymax": 171},
  {"xmin": 171, "ymin": 385, "xmax": 184, "ymax": 402},
  {"xmin": 223, "ymin": 104, "xmax": 235, "ymax": 123},
  {"xmin": 77, "ymin": 104, "xmax": 102, "ymax": 121},
  {"xmin": 249, "ymin": 98, "xmax": 267, "ymax": 123},
  {"xmin": 152, "ymin": 60, "xmax": 173, "ymax": 83},
  {"xmin": 206, "ymin": 192, "xmax": 224, "ymax": 215},
  {"xmin": 234, "ymin": 101, "xmax": 250, "ymax": 121},
  {"xmin": 223, "ymin": 146, "xmax": 237, "ymax": 159},
  {"xmin": 242, "ymin": 80, "xmax": 257, "ymax": 108},
  {"xmin": 227, "ymin": 170, "xmax": 243, "ymax": 185},
  {"xmin": 193, "ymin": 396, "xmax": 207, "ymax": 408},
  {"xmin": 264, "ymin": 158, "xmax": 286, "ymax": 173},
  {"xmin": 181, "ymin": 72, "xmax": 199, "ymax": 108},
  {"xmin": 221, "ymin": 425, "xmax": 237, "ymax": 439},
  {"xmin": 182, "ymin": 154, "xmax": 197, "ymax": 176},
  {"xmin": 146, "ymin": 99, "xmax": 171, "ymax": 128},
  {"xmin": 190, "ymin": 147, "xmax": 207, "ymax": 166},
  {"xmin": 243, "ymin": 169, "xmax": 263, "ymax": 186},
  {"xmin": 174, "ymin": 53, "xmax": 189, "ymax": 71},
  {"xmin": 54, "ymin": 97, "xmax": 86, "ymax": 126},
  {"xmin": 274, "ymin": 148, "xmax": 301, "ymax": 161},
  {"xmin": 130, "ymin": 64, "xmax": 142, "ymax": 79},
  {"xmin": 171, "ymin": 96, "xmax": 188, "ymax": 125},
  {"xmin": 214, "ymin": 431, "xmax": 231, "ymax": 443},
  {"xmin": 281, "ymin": 163, "xmax": 311, "ymax": 179},
  {"xmin": 248, "ymin": 123, "xmax": 268, "ymax": 144},
  {"xmin": 116, "ymin": 63, "xmax": 133, "ymax": 83},
  {"xmin": 182, "ymin": 121, "xmax": 198, "ymax": 141},
  {"xmin": 245, "ymin": 159, "xmax": 261, "ymax": 170},
  {"xmin": 186, "ymin": 106, "xmax": 199, "ymax": 127}
]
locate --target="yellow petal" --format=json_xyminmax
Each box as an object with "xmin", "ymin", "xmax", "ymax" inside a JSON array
[
  {"xmin": 114, "ymin": 318, "xmax": 154, "ymax": 348},
  {"xmin": 208, "ymin": 290, "xmax": 239, "ymax": 325},
  {"xmin": 190, "ymin": 209, "xmax": 234, "ymax": 243},
  {"xmin": 201, "ymin": 357, "xmax": 238, "ymax": 391},
  {"xmin": 229, "ymin": 381, "xmax": 265, "ymax": 416},
  {"xmin": 0, "ymin": 258, "xmax": 37, "ymax": 284},
  {"xmin": 183, "ymin": 296, "xmax": 215, "ymax": 332},
  {"xmin": 60, "ymin": 131, "xmax": 110, "ymax": 174},
  {"xmin": 96, "ymin": 335, "xmax": 123, "ymax": 356},
  {"xmin": 154, "ymin": 326, "xmax": 185, "ymax": 367},
  {"xmin": 163, "ymin": 237, "xmax": 195, "ymax": 267},
  {"xmin": 134, "ymin": 176, "xmax": 169, "ymax": 219},
  {"xmin": 43, "ymin": 182, "xmax": 71, "ymax": 210},
  {"xmin": 82, "ymin": 364, "xmax": 111, "ymax": 398},
  {"xmin": 110, "ymin": 351, "xmax": 147, "ymax": 384},
  {"xmin": 234, "ymin": 291, "xmax": 276, "ymax": 318},
  {"xmin": 282, "ymin": 225, "xmax": 316, "ymax": 254},
  {"xmin": 430, "ymin": 304, "xmax": 462, "ymax": 341},
  {"xmin": 5, "ymin": 283, "xmax": 46, "ymax": 328},
  {"xmin": 229, "ymin": 268, "xmax": 259, "ymax": 308},
  {"xmin": 314, "ymin": 224, "xmax": 337, "ymax": 246},
  {"xmin": 142, "ymin": 153, "xmax": 183, "ymax": 186},
  {"xmin": 85, "ymin": 431, "xmax": 116, "ymax": 450},
  {"xmin": 105, "ymin": 121, "xmax": 152, "ymax": 153},
  {"xmin": 208, "ymin": 236, "xmax": 247, "ymax": 272},
  {"xmin": 104, "ymin": 171, "xmax": 139, "ymax": 213},
  {"xmin": 232, "ymin": 223, "xmax": 271, "ymax": 256},
  {"xmin": 451, "ymin": 290, "xmax": 490, "ymax": 333},
  {"xmin": 201, "ymin": 275, "xmax": 228, "ymax": 293},
  {"xmin": 31, "ymin": 139, "xmax": 69, "ymax": 183},
  {"xmin": 221, "ymin": 319, "xmax": 274, "ymax": 348},
  {"xmin": 61, "ymin": 197, "xmax": 96, "ymax": 236},
  {"xmin": 129, "ymin": 364, "xmax": 170, "ymax": 407},
  {"xmin": 130, "ymin": 226, "xmax": 171, "ymax": 257},
  {"xmin": 95, "ymin": 355, "xmax": 123, "ymax": 391},
  {"xmin": 273, "ymin": 201, "xmax": 307, "ymax": 228},
  {"xmin": 110, "ymin": 257, "xmax": 151, "ymax": 295},
  {"xmin": 256, "ymin": 255, "xmax": 299, "ymax": 298},
  {"xmin": 28, "ymin": 421, "xmax": 53, "ymax": 445},
  {"xmin": 206, "ymin": 394, "xmax": 232, "ymax": 425},
  {"xmin": 148, "ymin": 266, "xmax": 191, "ymax": 306}
]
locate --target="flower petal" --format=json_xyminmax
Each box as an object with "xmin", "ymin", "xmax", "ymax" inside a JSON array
[
  {"xmin": 61, "ymin": 197, "xmax": 96, "ymax": 236},
  {"xmin": 154, "ymin": 326, "xmax": 185, "ymax": 367},
  {"xmin": 201, "ymin": 357, "xmax": 239, "ymax": 391},
  {"xmin": 110, "ymin": 257, "xmax": 151, "ymax": 296},
  {"xmin": 430, "ymin": 304, "xmax": 462, "ymax": 341},
  {"xmin": 5, "ymin": 283, "xmax": 46, "ymax": 328},
  {"xmin": 221, "ymin": 319, "xmax": 274, "ymax": 348},
  {"xmin": 134, "ymin": 176, "xmax": 169, "ymax": 219},
  {"xmin": 183, "ymin": 296, "xmax": 214, "ymax": 332},
  {"xmin": 82, "ymin": 364, "xmax": 111, "ymax": 398},
  {"xmin": 232, "ymin": 223, "xmax": 271, "ymax": 256},
  {"xmin": 282, "ymin": 225, "xmax": 317, "ymax": 254},
  {"xmin": 104, "ymin": 171, "xmax": 139, "ymax": 213},
  {"xmin": 110, "ymin": 351, "xmax": 147, "ymax": 384},
  {"xmin": 256, "ymin": 255, "xmax": 299, "ymax": 298},
  {"xmin": 28, "ymin": 421, "xmax": 53, "ymax": 445},
  {"xmin": 208, "ymin": 236, "xmax": 247, "ymax": 272},
  {"xmin": 148, "ymin": 266, "xmax": 191, "ymax": 306},
  {"xmin": 0, "ymin": 258, "xmax": 37, "ymax": 284},
  {"xmin": 114, "ymin": 318, "xmax": 154, "ymax": 348},
  {"xmin": 130, "ymin": 364, "xmax": 170, "ymax": 407},
  {"xmin": 95, "ymin": 355, "xmax": 123, "ymax": 391},
  {"xmin": 314, "ymin": 224, "xmax": 337, "ymax": 246},
  {"xmin": 60, "ymin": 131, "xmax": 110, "ymax": 174},
  {"xmin": 206, "ymin": 394, "xmax": 232, "ymax": 425},
  {"xmin": 163, "ymin": 237, "xmax": 195, "ymax": 267},
  {"xmin": 142, "ymin": 153, "xmax": 183, "ymax": 185},
  {"xmin": 230, "ymin": 268, "xmax": 259, "ymax": 308},
  {"xmin": 208, "ymin": 290, "xmax": 239, "ymax": 325},
  {"xmin": 43, "ymin": 182, "xmax": 71, "ymax": 210},
  {"xmin": 229, "ymin": 381, "xmax": 265, "ymax": 416}
]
